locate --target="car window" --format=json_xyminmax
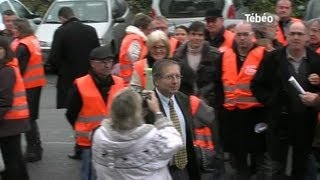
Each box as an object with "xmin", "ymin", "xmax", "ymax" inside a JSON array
[
  {"xmin": 44, "ymin": 1, "xmax": 108, "ymax": 23},
  {"xmin": 9, "ymin": 0, "xmax": 31, "ymax": 18},
  {"xmin": 305, "ymin": 0, "xmax": 320, "ymax": 20},
  {"xmin": 0, "ymin": 1, "xmax": 12, "ymax": 12},
  {"xmin": 115, "ymin": 0, "xmax": 127, "ymax": 17},
  {"xmin": 160, "ymin": 0, "xmax": 224, "ymax": 18}
]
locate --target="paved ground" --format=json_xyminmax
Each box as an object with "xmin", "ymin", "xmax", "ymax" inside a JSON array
[{"xmin": 26, "ymin": 74, "xmax": 80, "ymax": 180}]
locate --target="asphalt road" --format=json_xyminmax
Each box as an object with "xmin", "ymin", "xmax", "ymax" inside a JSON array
[{"xmin": 26, "ymin": 74, "xmax": 80, "ymax": 180}]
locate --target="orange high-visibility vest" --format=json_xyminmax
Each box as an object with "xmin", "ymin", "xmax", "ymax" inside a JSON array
[
  {"xmin": 221, "ymin": 30, "xmax": 235, "ymax": 49},
  {"xmin": 11, "ymin": 36, "xmax": 46, "ymax": 89},
  {"xmin": 222, "ymin": 47, "xmax": 265, "ymax": 110},
  {"xmin": 133, "ymin": 58, "xmax": 147, "ymax": 89},
  {"xmin": 277, "ymin": 18, "xmax": 301, "ymax": 46},
  {"xmin": 74, "ymin": 75, "xmax": 124, "ymax": 147},
  {"xmin": 189, "ymin": 95, "xmax": 214, "ymax": 150},
  {"xmin": 3, "ymin": 59, "xmax": 29, "ymax": 120},
  {"xmin": 169, "ymin": 37, "xmax": 179, "ymax": 57},
  {"xmin": 119, "ymin": 33, "xmax": 148, "ymax": 85}
]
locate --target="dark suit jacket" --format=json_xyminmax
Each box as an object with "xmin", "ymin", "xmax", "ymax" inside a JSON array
[
  {"xmin": 48, "ymin": 17, "xmax": 100, "ymax": 108},
  {"xmin": 145, "ymin": 91, "xmax": 201, "ymax": 179}
]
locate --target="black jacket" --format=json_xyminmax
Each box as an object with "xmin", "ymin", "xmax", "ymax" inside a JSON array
[
  {"xmin": 251, "ymin": 47, "xmax": 320, "ymax": 108},
  {"xmin": 205, "ymin": 28, "xmax": 226, "ymax": 48},
  {"xmin": 251, "ymin": 47, "xmax": 320, "ymax": 148},
  {"xmin": 48, "ymin": 17, "xmax": 100, "ymax": 108},
  {"xmin": 174, "ymin": 41, "xmax": 221, "ymax": 105}
]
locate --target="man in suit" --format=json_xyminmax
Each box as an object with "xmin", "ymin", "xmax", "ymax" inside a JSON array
[
  {"xmin": 146, "ymin": 59, "xmax": 224, "ymax": 180},
  {"xmin": 48, "ymin": 7, "xmax": 100, "ymax": 159}
]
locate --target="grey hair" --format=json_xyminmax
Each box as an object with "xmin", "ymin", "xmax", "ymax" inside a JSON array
[
  {"xmin": 152, "ymin": 59, "xmax": 180, "ymax": 78},
  {"xmin": 307, "ymin": 18, "xmax": 320, "ymax": 28},
  {"xmin": 110, "ymin": 88, "xmax": 143, "ymax": 131},
  {"xmin": 146, "ymin": 30, "xmax": 170, "ymax": 57}
]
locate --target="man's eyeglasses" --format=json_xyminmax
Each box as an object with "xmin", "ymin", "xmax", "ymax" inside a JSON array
[{"xmin": 161, "ymin": 74, "xmax": 183, "ymax": 81}]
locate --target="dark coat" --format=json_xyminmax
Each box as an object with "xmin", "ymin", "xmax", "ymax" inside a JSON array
[
  {"xmin": 212, "ymin": 46, "xmax": 267, "ymax": 153},
  {"xmin": 174, "ymin": 41, "xmax": 221, "ymax": 105},
  {"xmin": 48, "ymin": 17, "xmax": 100, "ymax": 108},
  {"xmin": 251, "ymin": 47, "xmax": 320, "ymax": 153},
  {"xmin": 0, "ymin": 62, "xmax": 29, "ymax": 137}
]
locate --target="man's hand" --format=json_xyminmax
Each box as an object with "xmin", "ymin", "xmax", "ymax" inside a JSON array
[
  {"xmin": 308, "ymin": 73, "xmax": 320, "ymax": 86},
  {"xmin": 299, "ymin": 92, "xmax": 320, "ymax": 106}
]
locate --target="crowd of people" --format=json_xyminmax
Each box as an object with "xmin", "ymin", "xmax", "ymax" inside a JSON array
[{"xmin": 1, "ymin": 0, "xmax": 320, "ymax": 180}]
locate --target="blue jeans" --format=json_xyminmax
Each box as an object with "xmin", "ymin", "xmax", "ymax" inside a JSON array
[{"xmin": 81, "ymin": 149, "xmax": 96, "ymax": 180}]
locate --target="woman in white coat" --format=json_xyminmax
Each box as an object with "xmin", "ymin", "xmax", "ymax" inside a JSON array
[{"xmin": 92, "ymin": 88, "xmax": 183, "ymax": 180}]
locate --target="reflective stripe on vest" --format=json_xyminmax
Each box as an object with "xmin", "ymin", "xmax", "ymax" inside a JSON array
[
  {"xmin": 3, "ymin": 61, "xmax": 29, "ymax": 120},
  {"xmin": 222, "ymin": 47, "xmax": 265, "ymax": 110},
  {"xmin": 189, "ymin": 95, "xmax": 214, "ymax": 150},
  {"xmin": 11, "ymin": 36, "xmax": 46, "ymax": 89},
  {"xmin": 77, "ymin": 115, "xmax": 108, "ymax": 123},
  {"xmin": 75, "ymin": 75, "xmax": 125, "ymax": 146},
  {"xmin": 119, "ymin": 33, "xmax": 147, "ymax": 85},
  {"xmin": 133, "ymin": 58, "xmax": 147, "ymax": 88}
]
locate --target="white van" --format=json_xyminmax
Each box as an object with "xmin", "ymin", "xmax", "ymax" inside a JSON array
[
  {"xmin": 35, "ymin": 0, "xmax": 132, "ymax": 71},
  {"xmin": 151, "ymin": 0, "xmax": 236, "ymax": 28}
]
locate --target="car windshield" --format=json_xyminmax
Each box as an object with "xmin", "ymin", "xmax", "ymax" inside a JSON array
[
  {"xmin": 160, "ymin": 0, "xmax": 224, "ymax": 18},
  {"xmin": 44, "ymin": 1, "xmax": 108, "ymax": 23}
]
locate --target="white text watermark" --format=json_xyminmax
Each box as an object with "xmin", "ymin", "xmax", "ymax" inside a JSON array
[{"xmin": 244, "ymin": 13, "xmax": 274, "ymax": 23}]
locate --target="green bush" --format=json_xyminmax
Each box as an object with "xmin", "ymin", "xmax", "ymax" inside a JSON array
[{"xmin": 126, "ymin": 0, "xmax": 151, "ymax": 15}]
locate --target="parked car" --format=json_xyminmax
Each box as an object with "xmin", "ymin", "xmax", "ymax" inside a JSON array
[
  {"xmin": 168, "ymin": 18, "xmax": 243, "ymax": 34},
  {"xmin": 0, "ymin": 0, "xmax": 41, "ymax": 30},
  {"xmin": 305, "ymin": 0, "xmax": 320, "ymax": 20},
  {"xmin": 151, "ymin": 0, "xmax": 236, "ymax": 27},
  {"xmin": 35, "ymin": 0, "xmax": 132, "ymax": 72}
]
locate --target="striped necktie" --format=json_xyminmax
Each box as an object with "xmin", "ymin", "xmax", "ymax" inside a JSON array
[{"xmin": 168, "ymin": 98, "xmax": 188, "ymax": 169}]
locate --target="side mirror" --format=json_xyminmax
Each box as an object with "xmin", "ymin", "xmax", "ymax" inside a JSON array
[
  {"xmin": 114, "ymin": 17, "xmax": 125, "ymax": 23},
  {"xmin": 33, "ymin": 18, "xmax": 42, "ymax": 25}
]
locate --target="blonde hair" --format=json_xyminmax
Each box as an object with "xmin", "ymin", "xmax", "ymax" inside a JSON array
[
  {"xmin": 146, "ymin": 30, "xmax": 170, "ymax": 57},
  {"xmin": 110, "ymin": 88, "xmax": 143, "ymax": 131}
]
